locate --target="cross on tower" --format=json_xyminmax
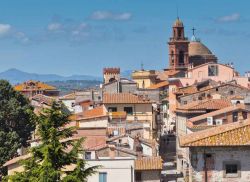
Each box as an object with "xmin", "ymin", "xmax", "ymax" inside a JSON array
[{"xmin": 192, "ymin": 27, "xmax": 196, "ymax": 36}]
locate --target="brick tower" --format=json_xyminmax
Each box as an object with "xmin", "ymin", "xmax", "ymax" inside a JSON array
[
  {"xmin": 168, "ymin": 18, "xmax": 190, "ymax": 70},
  {"xmin": 103, "ymin": 68, "xmax": 120, "ymax": 84}
]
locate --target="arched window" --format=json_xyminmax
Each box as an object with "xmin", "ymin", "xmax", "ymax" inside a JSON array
[
  {"xmin": 171, "ymin": 50, "xmax": 174, "ymax": 65},
  {"xmin": 179, "ymin": 51, "xmax": 184, "ymax": 65},
  {"xmin": 109, "ymin": 77, "xmax": 116, "ymax": 83},
  {"xmin": 178, "ymin": 29, "xmax": 182, "ymax": 38}
]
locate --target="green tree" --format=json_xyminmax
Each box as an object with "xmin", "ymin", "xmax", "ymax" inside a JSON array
[
  {"xmin": 7, "ymin": 102, "xmax": 99, "ymax": 182},
  {"xmin": 0, "ymin": 80, "xmax": 35, "ymax": 174}
]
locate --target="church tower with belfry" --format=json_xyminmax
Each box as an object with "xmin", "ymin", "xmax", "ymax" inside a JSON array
[{"xmin": 168, "ymin": 17, "xmax": 190, "ymax": 70}]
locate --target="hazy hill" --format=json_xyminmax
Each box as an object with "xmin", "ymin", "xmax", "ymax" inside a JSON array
[{"xmin": 0, "ymin": 68, "xmax": 102, "ymax": 84}]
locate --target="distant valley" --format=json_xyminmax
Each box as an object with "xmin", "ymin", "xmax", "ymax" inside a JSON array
[{"xmin": 0, "ymin": 68, "xmax": 132, "ymax": 94}]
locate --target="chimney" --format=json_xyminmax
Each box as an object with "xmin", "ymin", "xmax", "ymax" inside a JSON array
[
  {"xmin": 133, "ymin": 135, "xmax": 143, "ymax": 158},
  {"xmin": 109, "ymin": 145, "xmax": 116, "ymax": 159}
]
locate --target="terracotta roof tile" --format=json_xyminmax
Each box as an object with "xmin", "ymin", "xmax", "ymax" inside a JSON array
[
  {"xmin": 147, "ymin": 81, "xmax": 169, "ymax": 89},
  {"xmin": 177, "ymin": 99, "xmax": 231, "ymax": 111},
  {"xmin": 4, "ymin": 153, "xmax": 31, "ymax": 167},
  {"xmin": 179, "ymin": 82, "xmax": 250, "ymax": 98},
  {"xmin": 59, "ymin": 92, "xmax": 76, "ymax": 100},
  {"xmin": 135, "ymin": 157, "xmax": 162, "ymax": 171},
  {"xmin": 32, "ymin": 94, "xmax": 55, "ymax": 106},
  {"xmin": 180, "ymin": 119, "xmax": 250, "ymax": 147},
  {"xmin": 176, "ymin": 86, "xmax": 197, "ymax": 95},
  {"xmin": 103, "ymin": 93, "xmax": 152, "ymax": 104},
  {"xmin": 14, "ymin": 80, "xmax": 57, "ymax": 91},
  {"xmin": 83, "ymin": 136, "xmax": 107, "ymax": 150},
  {"xmin": 77, "ymin": 105, "xmax": 107, "ymax": 120}
]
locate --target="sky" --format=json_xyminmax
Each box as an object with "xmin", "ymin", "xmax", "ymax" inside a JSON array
[{"xmin": 0, "ymin": 0, "xmax": 249, "ymax": 76}]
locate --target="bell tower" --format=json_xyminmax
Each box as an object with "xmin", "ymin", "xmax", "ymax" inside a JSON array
[{"xmin": 168, "ymin": 18, "xmax": 189, "ymax": 70}]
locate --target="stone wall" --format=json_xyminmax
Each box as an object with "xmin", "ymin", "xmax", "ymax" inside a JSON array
[
  {"xmin": 189, "ymin": 147, "xmax": 250, "ymax": 182},
  {"xmin": 140, "ymin": 170, "xmax": 161, "ymax": 182}
]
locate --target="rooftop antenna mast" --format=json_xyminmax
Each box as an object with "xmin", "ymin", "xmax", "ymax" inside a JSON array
[
  {"xmin": 176, "ymin": 1, "xmax": 179, "ymax": 19},
  {"xmin": 192, "ymin": 27, "xmax": 196, "ymax": 36},
  {"xmin": 141, "ymin": 61, "xmax": 144, "ymax": 71}
]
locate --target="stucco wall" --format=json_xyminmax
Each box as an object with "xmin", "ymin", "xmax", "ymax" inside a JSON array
[
  {"xmin": 87, "ymin": 159, "xmax": 135, "ymax": 182},
  {"xmin": 79, "ymin": 118, "xmax": 108, "ymax": 128}
]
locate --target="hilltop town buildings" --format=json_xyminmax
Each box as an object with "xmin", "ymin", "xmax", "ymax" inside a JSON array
[
  {"xmin": 14, "ymin": 80, "xmax": 59, "ymax": 97},
  {"xmin": 4, "ymin": 17, "xmax": 250, "ymax": 182}
]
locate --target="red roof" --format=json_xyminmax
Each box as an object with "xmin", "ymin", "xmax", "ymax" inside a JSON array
[
  {"xmin": 103, "ymin": 93, "xmax": 152, "ymax": 104},
  {"xmin": 77, "ymin": 105, "xmax": 107, "ymax": 120}
]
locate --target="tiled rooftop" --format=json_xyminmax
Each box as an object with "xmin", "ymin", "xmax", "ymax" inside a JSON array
[
  {"xmin": 176, "ymin": 86, "xmax": 197, "ymax": 95},
  {"xmin": 59, "ymin": 92, "xmax": 76, "ymax": 100},
  {"xmin": 32, "ymin": 94, "xmax": 55, "ymax": 106},
  {"xmin": 180, "ymin": 119, "xmax": 250, "ymax": 147},
  {"xmin": 14, "ymin": 80, "xmax": 57, "ymax": 91},
  {"xmin": 177, "ymin": 99, "xmax": 231, "ymax": 111},
  {"xmin": 188, "ymin": 104, "xmax": 247, "ymax": 124},
  {"xmin": 77, "ymin": 105, "xmax": 107, "ymax": 120},
  {"xmin": 103, "ymin": 93, "xmax": 152, "ymax": 104},
  {"xmin": 147, "ymin": 81, "xmax": 169, "ymax": 89},
  {"xmin": 135, "ymin": 157, "xmax": 162, "ymax": 171},
  {"xmin": 179, "ymin": 82, "xmax": 250, "ymax": 98}
]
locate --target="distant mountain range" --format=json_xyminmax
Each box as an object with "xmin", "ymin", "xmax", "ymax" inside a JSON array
[
  {"xmin": 0, "ymin": 68, "xmax": 133, "ymax": 84},
  {"xmin": 0, "ymin": 68, "xmax": 102, "ymax": 84}
]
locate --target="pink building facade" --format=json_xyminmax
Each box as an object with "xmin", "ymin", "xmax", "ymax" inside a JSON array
[{"xmin": 178, "ymin": 63, "xmax": 250, "ymax": 88}]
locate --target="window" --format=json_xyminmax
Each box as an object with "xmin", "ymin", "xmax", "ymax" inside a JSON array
[
  {"xmin": 124, "ymin": 107, "xmax": 133, "ymax": 115},
  {"xmin": 171, "ymin": 50, "xmax": 175, "ymax": 64},
  {"xmin": 226, "ymin": 164, "xmax": 238, "ymax": 174},
  {"xmin": 223, "ymin": 162, "xmax": 240, "ymax": 178},
  {"xmin": 108, "ymin": 107, "xmax": 117, "ymax": 112},
  {"xmin": 179, "ymin": 51, "xmax": 184, "ymax": 65},
  {"xmin": 178, "ymin": 29, "xmax": 182, "ymax": 38},
  {"xmin": 230, "ymin": 90, "xmax": 234, "ymax": 95},
  {"xmin": 208, "ymin": 65, "xmax": 218, "ymax": 76},
  {"xmin": 243, "ymin": 111, "xmax": 248, "ymax": 120},
  {"xmin": 142, "ymin": 80, "xmax": 145, "ymax": 89},
  {"xmin": 109, "ymin": 77, "xmax": 116, "ymax": 83},
  {"xmin": 99, "ymin": 172, "xmax": 107, "ymax": 182},
  {"xmin": 85, "ymin": 152, "xmax": 91, "ymax": 160},
  {"xmin": 232, "ymin": 112, "xmax": 238, "ymax": 122},
  {"xmin": 135, "ymin": 172, "xmax": 142, "ymax": 181},
  {"xmin": 183, "ymin": 101, "xmax": 187, "ymax": 105}
]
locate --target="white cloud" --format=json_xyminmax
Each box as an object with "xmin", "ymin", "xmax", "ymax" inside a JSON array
[
  {"xmin": 90, "ymin": 11, "xmax": 132, "ymax": 21},
  {"xmin": 114, "ymin": 13, "xmax": 132, "ymax": 20},
  {"xmin": 15, "ymin": 32, "xmax": 30, "ymax": 44},
  {"xmin": 0, "ymin": 24, "xmax": 11, "ymax": 36},
  {"xmin": 47, "ymin": 23, "xmax": 62, "ymax": 31},
  {"xmin": 78, "ymin": 23, "xmax": 88, "ymax": 30},
  {"xmin": 217, "ymin": 13, "xmax": 240, "ymax": 22}
]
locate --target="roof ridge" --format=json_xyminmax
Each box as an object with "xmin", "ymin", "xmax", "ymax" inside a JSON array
[{"xmin": 181, "ymin": 119, "xmax": 250, "ymax": 146}]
